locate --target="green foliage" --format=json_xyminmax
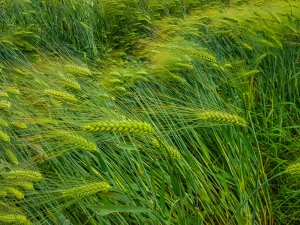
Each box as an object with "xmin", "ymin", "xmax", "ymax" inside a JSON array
[{"xmin": 0, "ymin": 0, "xmax": 299, "ymax": 224}]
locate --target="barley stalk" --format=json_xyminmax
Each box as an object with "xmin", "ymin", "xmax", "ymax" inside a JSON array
[
  {"xmin": 83, "ymin": 121, "xmax": 154, "ymax": 134},
  {"xmin": 197, "ymin": 111, "xmax": 247, "ymax": 127}
]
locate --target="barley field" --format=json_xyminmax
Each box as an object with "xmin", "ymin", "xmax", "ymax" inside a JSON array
[{"xmin": 0, "ymin": 0, "xmax": 299, "ymax": 224}]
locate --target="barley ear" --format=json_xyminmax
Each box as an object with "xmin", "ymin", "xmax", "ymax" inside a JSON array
[
  {"xmin": 83, "ymin": 121, "xmax": 155, "ymax": 135},
  {"xmin": 60, "ymin": 182, "xmax": 111, "ymax": 198},
  {"xmin": 0, "ymin": 214, "xmax": 30, "ymax": 224},
  {"xmin": 0, "ymin": 130, "xmax": 10, "ymax": 142},
  {"xmin": 2, "ymin": 170, "xmax": 43, "ymax": 182},
  {"xmin": 152, "ymin": 138, "xmax": 181, "ymax": 160},
  {"xmin": 285, "ymin": 163, "xmax": 300, "ymax": 174},
  {"xmin": 5, "ymin": 148, "xmax": 19, "ymax": 165},
  {"xmin": 197, "ymin": 111, "xmax": 247, "ymax": 127}
]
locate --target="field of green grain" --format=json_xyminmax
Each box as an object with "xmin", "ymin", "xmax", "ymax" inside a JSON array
[{"xmin": 0, "ymin": 0, "xmax": 299, "ymax": 224}]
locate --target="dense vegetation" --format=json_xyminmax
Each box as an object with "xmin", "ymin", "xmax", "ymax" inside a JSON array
[{"xmin": 0, "ymin": 0, "xmax": 299, "ymax": 224}]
